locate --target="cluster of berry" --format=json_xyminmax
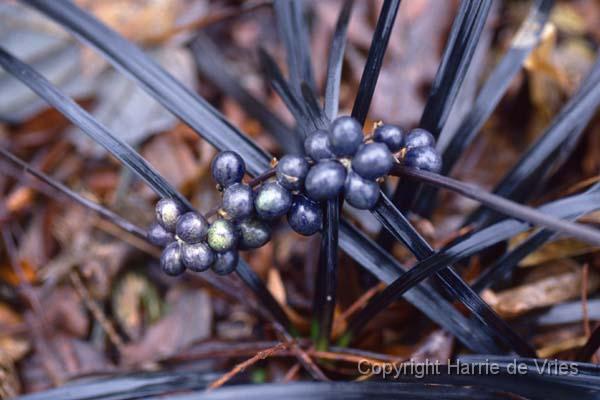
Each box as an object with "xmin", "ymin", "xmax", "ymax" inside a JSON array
[
  {"xmin": 147, "ymin": 116, "xmax": 441, "ymax": 277},
  {"xmin": 303, "ymin": 116, "xmax": 441, "ymax": 209},
  {"xmin": 146, "ymin": 150, "xmax": 322, "ymax": 277}
]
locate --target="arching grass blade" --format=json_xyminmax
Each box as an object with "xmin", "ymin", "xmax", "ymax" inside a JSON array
[
  {"xmin": 312, "ymin": 198, "xmax": 339, "ymax": 350},
  {"xmin": 191, "ymin": 36, "xmax": 302, "ymax": 154},
  {"xmin": 0, "ymin": 47, "xmax": 192, "ymax": 211},
  {"xmin": 419, "ymin": 0, "xmax": 554, "ymax": 213},
  {"xmin": 440, "ymin": 0, "xmax": 554, "ymax": 174},
  {"xmin": 367, "ymin": 193, "xmax": 535, "ymax": 356},
  {"xmin": 21, "ymin": 0, "xmax": 271, "ymax": 176},
  {"xmin": 324, "ymin": 0, "xmax": 354, "ymax": 120},
  {"xmin": 351, "ymin": 0, "xmax": 401, "ymax": 125},
  {"xmin": 340, "ymin": 221, "xmax": 503, "ymax": 354},
  {"xmin": 466, "ymin": 56, "xmax": 600, "ymax": 227},
  {"xmin": 346, "ymin": 190, "xmax": 600, "ymax": 346}
]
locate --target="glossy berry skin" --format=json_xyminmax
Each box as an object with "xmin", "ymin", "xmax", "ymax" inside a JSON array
[
  {"xmin": 403, "ymin": 146, "xmax": 442, "ymax": 173},
  {"xmin": 211, "ymin": 151, "xmax": 246, "ymax": 187},
  {"xmin": 237, "ymin": 218, "xmax": 271, "ymax": 250},
  {"xmin": 276, "ymin": 155, "xmax": 309, "ymax": 191},
  {"xmin": 328, "ymin": 116, "xmax": 363, "ymax": 156},
  {"xmin": 404, "ymin": 128, "xmax": 435, "ymax": 149},
  {"xmin": 181, "ymin": 242, "xmax": 214, "ymax": 272},
  {"xmin": 254, "ymin": 182, "xmax": 292, "ymax": 220},
  {"xmin": 155, "ymin": 198, "xmax": 184, "ymax": 232},
  {"xmin": 176, "ymin": 212, "xmax": 208, "ymax": 244},
  {"xmin": 305, "ymin": 160, "xmax": 347, "ymax": 201},
  {"xmin": 287, "ymin": 195, "xmax": 322, "ymax": 236},
  {"xmin": 212, "ymin": 250, "xmax": 239, "ymax": 275},
  {"xmin": 351, "ymin": 143, "xmax": 394, "ymax": 180},
  {"xmin": 304, "ymin": 129, "xmax": 334, "ymax": 161},
  {"xmin": 160, "ymin": 242, "xmax": 185, "ymax": 276},
  {"xmin": 223, "ymin": 183, "xmax": 254, "ymax": 220},
  {"xmin": 344, "ymin": 171, "xmax": 380, "ymax": 210},
  {"xmin": 147, "ymin": 221, "xmax": 174, "ymax": 246},
  {"xmin": 207, "ymin": 219, "xmax": 238, "ymax": 252},
  {"xmin": 373, "ymin": 124, "xmax": 404, "ymax": 152}
]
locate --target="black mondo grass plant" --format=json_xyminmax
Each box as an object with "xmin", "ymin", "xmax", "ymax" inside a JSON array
[{"xmin": 2, "ymin": 0, "xmax": 600, "ymax": 399}]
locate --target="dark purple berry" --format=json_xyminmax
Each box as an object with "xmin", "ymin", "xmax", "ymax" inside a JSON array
[
  {"xmin": 276, "ymin": 155, "xmax": 309, "ymax": 191},
  {"xmin": 212, "ymin": 251, "xmax": 239, "ymax": 275},
  {"xmin": 254, "ymin": 182, "xmax": 292, "ymax": 220},
  {"xmin": 305, "ymin": 160, "xmax": 346, "ymax": 201},
  {"xmin": 223, "ymin": 183, "xmax": 254, "ymax": 220},
  {"xmin": 207, "ymin": 219, "xmax": 238, "ymax": 252},
  {"xmin": 155, "ymin": 198, "xmax": 184, "ymax": 232},
  {"xmin": 328, "ymin": 116, "xmax": 363, "ymax": 156},
  {"xmin": 147, "ymin": 221, "xmax": 174, "ymax": 246},
  {"xmin": 237, "ymin": 218, "xmax": 271, "ymax": 249},
  {"xmin": 287, "ymin": 195, "xmax": 322, "ymax": 236},
  {"xmin": 304, "ymin": 129, "xmax": 334, "ymax": 161},
  {"xmin": 181, "ymin": 242, "xmax": 214, "ymax": 272},
  {"xmin": 344, "ymin": 171, "xmax": 380, "ymax": 210},
  {"xmin": 211, "ymin": 151, "xmax": 246, "ymax": 187},
  {"xmin": 373, "ymin": 124, "xmax": 404, "ymax": 152},
  {"xmin": 160, "ymin": 242, "xmax": 185, "ymax": 276},
  {"xmin": 351, "ymin": 143, "xmax": 394, "ymax": 180},
  {"xmin": 403, "ymin": 146, "xmax": 442, "ymax": 173},
  {"xmin": 404, "ymin": 128, "xmax": 435, "ymax": 149},
  {"xmin": 175, "ymin": 212, "xmax": 208, "ymax": 244}
]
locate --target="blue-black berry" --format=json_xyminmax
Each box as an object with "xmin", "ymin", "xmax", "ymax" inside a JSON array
[
  {"xmin": 147, "ymin": 221, "xmax": 174, "ymax": 246},
  {"xmin": 207, "ymin": 219, "xmax": 238, "ymax": 252},
  {"xmin": 287, "ymin": 195, "xmax": 322, "ymax": 236},
  {"xmin": 237, "ymin": 218, "xmax": 271, "ymax": 249},
  {"xmin": 328, "ymin": 116, "xmax": 363, "ymax": 156},
  {"xmin": 403, "ymin": 146, "xmax": 442, "ymax": 173},
  {"xmin": 344, "ymin": 171, "xmax": 380, "ymax": 210},
  {"xmin": 155, "ymin": 198, "xmax": 184, "ymax": 232},
  {"xmin": 223, "ymin": 183, "xmax": 254, "ymax": 220},
  {"xmin": 254, "ymin": 182, "xmax": 292, "ymax": 220},
  {"xmin": 160, "ymin": 242, "xmax": 185, "ymax": 276},
  {"xmin": 351, "ymin": 143, "xmax": 393, "ymax": 180},
  {"xmin": 176, "ymin": 212, "xmax": 208, "ymax": 244},
  {"xmin": 211, "ymin": 151, "xmax": 246, "ymax": 187},
  {"xmin": 404, "ymin": 128, "xmax": 435, "ymax": 149},
  {"xmin": 305, "ymin": 160, "xmax": 346, "ymax": 201},
  {"xmin": 181, "ymin": 242, "xmax": 215, "ymax": 272},
  {"xmin": 304, "ymin": 129, "xmax": 334, "ymax": 161},
  {"xmin": 276, "ymin": 155, "xmax": 309, "ymax": 191},
  {"xmin": 373, "ymin": 124, "xmax": 404, "ymax": 152},
  {"xmin": 212, "ymin": 251, "xmax": 239, "ymax": 275}
]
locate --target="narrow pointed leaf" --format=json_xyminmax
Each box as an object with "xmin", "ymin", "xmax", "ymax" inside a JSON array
[
  {"xmin": 0, "ymin": 147, "xmax": 147, "ymax": 239},
  {"xmin": 348, "ymin": 190, "xmax": 600, "ymax": 344},
  {"xmin": 259, "ymin": 48, "xmax": 315, "ymax": 135},
  {"xmin": 419, "ymin": 0, "xmax": 492, "ymax": 138},
  {"xmin": 440, "ymin": 0, "xmax": 554, "ymax": 174},
  {"xmin": 312, "ymin": 199, "xmax": 339, "ymax": 350},
  {"xmin": 366, "ymin": 193, "xmax": 535, "ymax": 356},
  {"xmin": 467, "ymin": 56, "xmax": 600, "ymax": 227},
  {"xmin": 0, "ymin": 47, "xmax": 192, "ymax": 210},
  {"xmin": 394, "ymin": 166, "xmax": 600, "ymax": 247},
  {"xmin": 388, "ymin": 0, "xmax": 492, "ymax": 215},
  {"xmin": 301, "ymin": 82, "xmax": 328, "ymax": 127},
  {"xmin": 22, "ymin": 0, "xmax": 271, "ymax": 175},
  {"xmin": 351, "ymin": 0, "xmax": 401, "ymax": 125},
  {"xmin": 274, "ymin": 0, "xmax": 315, "ymax": 95},
  {"xmin": 473, "ymin": 181, "xmax": 600, "ymax": 292},
  {"xmin": 191, "ymin": 36, "xmax": 302, "ymax": 154},
  {"xmin": 340, "ymin": 221, "xmax": 502, "ymax": 354},
  {"xmin": 324, "ymin": 0, "xmax": 354, "ymax": 120}
]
